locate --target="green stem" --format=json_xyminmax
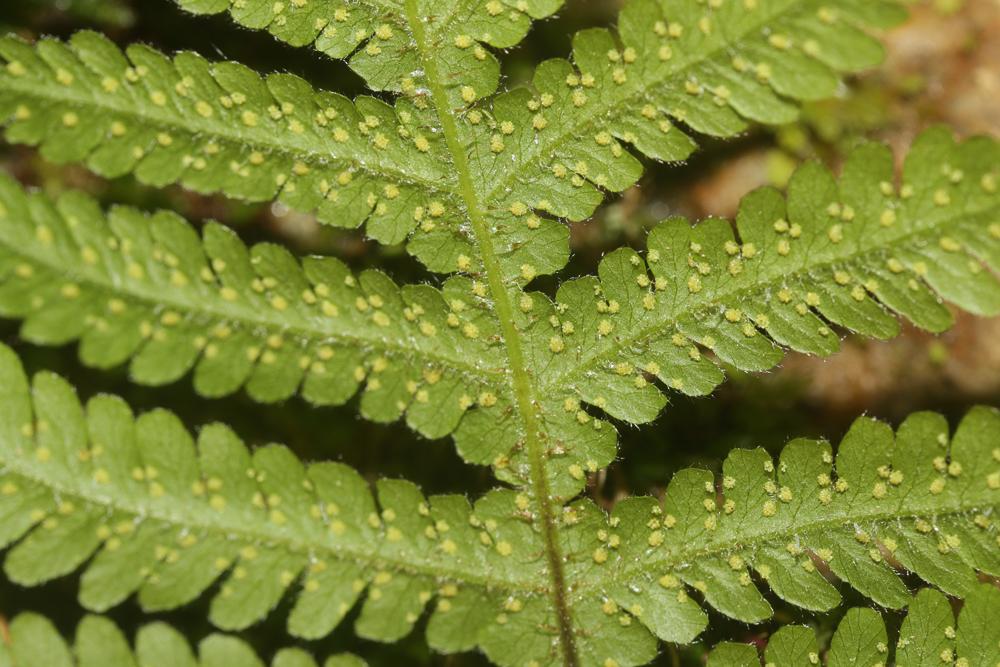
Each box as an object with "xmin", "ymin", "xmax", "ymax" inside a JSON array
[{"xmin": 402, "ymin": 4, "xmax": 578, "ymax": 665}]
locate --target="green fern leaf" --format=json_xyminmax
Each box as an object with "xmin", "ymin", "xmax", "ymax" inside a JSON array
[
  {"xmin": 0, "ymin": 174, "xmax": 507, "ymax": 438},
  {"xmin": 1, "ymin": 129, "xmax": 997, "ymax": 498},
  {"xmin": 465, "ymin": 0, "xmax": 907, "ymax": 248},
  {"xmin": 1, "ymin": 1, "xmax": 910, "ymax": 281},
  {"xmin": 1, "ymin": 5, "xmax": 996, "ymax": 667},
  {"xmin": 709, "ymin": 584, "xmax": 1000, "ymax": 666},
  {"xmin": 465, "ymin": 128, "xmax": 1000, "ymax": 498},
  {"xmin": 513, "ymin": 128, "xmax": 1000, "ymax": 492},
  {"xmin": 0, "ymin": 174, "xmax": 613, "ymax": 489},
  {"xmin": 0, "ymin": 612, "xmax": 365, "ymax": 667},
  {"xmin": 0, "ymin": 343, "xmax": 551, "ymax": 642},
  {"xmin": 178, "ymin": 0, "xmax": 909, "ymax": 281},
  {"xmin": 175, "ymin": 0, "xmax": 562, "ymax": 104},
  {"xmin": 0, "ymin": 31, "xmax": 467, "ymax": 252},
  {"xmin": 560, "ymin": 407, "xmax": 1000, "ymax": 661},
  {"xmin": 1, "ymin": 341, "xmax": 996, "ymax": 666}
]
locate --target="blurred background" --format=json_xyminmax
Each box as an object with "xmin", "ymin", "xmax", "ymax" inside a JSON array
[{"xmin": 1, "ymin": 0, "xmax": 998, "ymax": 664}]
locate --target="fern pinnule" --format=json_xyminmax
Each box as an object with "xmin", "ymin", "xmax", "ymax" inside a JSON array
[
  {"xmin": 1, "ymin": 2, "xmax": 913, "ymax": 282},
  {"xmin": 0, "ymin": 173, "xmax": 505, "ymax": 437},
  {"xmin": 592, "ymin": 406, "xmax": 1000, "ymax": 654},
  {"xmin": 484, "ymin": 128, "xmax": 1000, "ymax": 497},
  {"xmin": 1, "ymin": 4, "xmax": 999, "ymax": 665},
  {"xmin": 1, "ymin": 129, "xmax": 998, "ymax": 499},
  {"xmin": 469, "ymin": 1, "xmax": 907, "ymax": 216},
  {"xmin": 707, "ymin": 585, "xmax": 1000, "ymax": 666},
  {"xmin": 441, "ymin": 0, "xmax": 909, "ymax": 282},
  {"xmin": 0, "ymin": 612, "xmax": 366, "ymax": 667},
  {"xmin": 1, "ymin": 341, "xmax": 997, "ymax": 666},
  {"xmin": 0, "ymin": 343, "xmax": 549, "ymax": 643},
  {"xmin": 0, "ymin": 30, "xmax": 461, "ymax": 252},
  {"xmin": 175, "ymin": 0, "xmax": 563, "ymax": 104}
]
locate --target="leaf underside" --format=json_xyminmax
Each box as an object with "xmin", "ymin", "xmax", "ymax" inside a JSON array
[
  {"xmin": 0, "ymin": 172, "xmax": 505, "ymax": 442},
  {"xmin": 176, "ymin": 0, "xmax": 563, "ymax": 103},
  {"xmin": 0, "ymin": 130, "xmax": 997, "ymax": 498},
  {"xmin": 708, "ymin": 585, "xmax": 1000, "ymax": 667},
  {"xmin": 0, "ymin": 612, "xmax": 366, "ymax": 667},
  {"xmin": 0, "ymin": 0, "xmax": 909, "ymax": 281},
  {"xmin": 2, "ymin": 3, "xmax": 999, "ymax": 667},
  {"xmin": 0, "ymin": 344, "xmax": 996, "ymax": 666}
]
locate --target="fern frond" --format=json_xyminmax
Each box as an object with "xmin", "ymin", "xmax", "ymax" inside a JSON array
[
  {"xmin": 352, "ymin": 5, "xmax": 908, "ymax": 656},
  {"xmin": 1, "ymin": 1, "xmax": 911, "ymax": 282},
  {"xmin": 0, "ymin": 343, "xmax": 556, "ymax": 644},
  {"xmin": 2, "ymin": 130, "xmax": 997, "ymax": 499},
  {"xmin": 0, "ymin": 612, "xmax": 366, "ymax": 667},
  {"xmin": 175, "ymin": 0, "xmax": 562, "ymax": 103},
  {"xmin": 1, "ymin": 338, "xmax": 996, "ymax": 666},
  {"xmin": 0, "ymin": 31, "xmax": 469, "ymax": 253},
  {"xmin": 707, "ymin": 584, "xmax": 1000, "ymax": 666},
  {"xmin": 567, "ymin": 406, "xmax": 1000, "ymax": 657},
  {"xmin": 515, "ymin": 129, "xmax": 1000, "ymax": 458},
  {"xmin": 0, "ymin": 175, "xmax": 511, "ymax": 440},
  {"xmin": 461, "ymin": 0, "xmax": 907, "ymax": 266},
  {"xmin": 458, "ymin": 128, "xmax": 1000, "ymax": 498},
  {"xmin": 4, "ymin": 186, "xmax": 529, "ymax": 507},
  {"xmin": 0, "ymin": 175, "xmax": 619, "ymax": 489}
]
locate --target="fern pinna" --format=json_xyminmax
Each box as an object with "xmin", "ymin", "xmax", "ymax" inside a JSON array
[{"xmin": 0, "ymin": 0, "xmax": 998, "ymax": 666}]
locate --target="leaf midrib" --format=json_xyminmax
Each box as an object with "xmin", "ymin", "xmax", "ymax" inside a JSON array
[
  {"xmin": 0, "ymin": 233, "xmax": 506, "ymax": 383},
  {"xmin": 478, "ymin": 0, "xmax": 821, "ymax": 206},
  {"xmin": 403, "ymin": 2, "xmax": 581, "ymax": 665},
  {"xmin": 3, "ymin": 458, "xmax": 545, "ymax": 594},
  {"xmin": 0, "ymin": 71, "xmax": 457, "ymax": 198},
  {"xmin": 580, "ymin": 498, "xmax": 995, "ymax": 598},
  {"xmin": 541, "ymin": 201, "xmax": 998, "ymax": 392}
]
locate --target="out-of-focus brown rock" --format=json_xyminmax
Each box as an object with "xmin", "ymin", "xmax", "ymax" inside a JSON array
[
  {"xmin": 690, "ymin": 149, "xmax": 774, "ymax": 220},
  {"xmin": 884, "ymin": 0, "xmax": 1000, "ymax": 138},
  {"xmin": 778, "ymin": 312, "xmax": 1000, "ymax": 417}
]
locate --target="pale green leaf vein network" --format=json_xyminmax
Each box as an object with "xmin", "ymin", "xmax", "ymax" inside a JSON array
[
  {"xmin": 477, "ymin": 4, "xmax": 709, "ymax": 197},
  {"xmin": 0, "ymin": 1, "xmax": 905, "ymax": 284},
  {"xmin": 0, "ymin": 32, "xmax": 473, "ymax": 257},
  {"xmin": 612, "ymin": 492, "xmax": 990, "ymax": 588},
  {"xmin": 708, "ymin": 585, "xmax": 1000, "ymax": 666},
  {"xmin": 0, "ymin": 208, "xmax": 496, "ymax": 383},
  {"xmin": 0, "ymin": 344, "xmax": 554, "ymax": 643},
  {"xmin": 0, "ymin": 177, "xmax": 510, "ymax": 440},
  {"xmin": 0, "ymin": 341, "xmax": 997, "ymax": 665},
  {"xmin": 554, "ymin": 406, "xmax": 1000, "ymax": 660},
  {"xmin": 544, "ymin": 178, "xmax": 1000, "ymax": 391},
  {"xmin": 392, "ymin": 2, "xmax": 931, "ymax": 662},
  {"xmin": 479, "ymin": 0, "xmax": 799, "ymax": 205},
  {"xmin": 476, "ymin": 0, "xmax": 904, "ymax": 212},
  {"xmin": 174, "ymin": 0, "xmax": 565, "ymax": 102},
  {"xmin": 0, "ymin": 47, "xmax": 452, "ymax": 194},
  {"xmin": 3, "ymin": 425, "xmax": 532, "ymax": 594},
  {"xmin": 536, "ymin": 129, "xmax": 1000, "ymax": 404}
]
